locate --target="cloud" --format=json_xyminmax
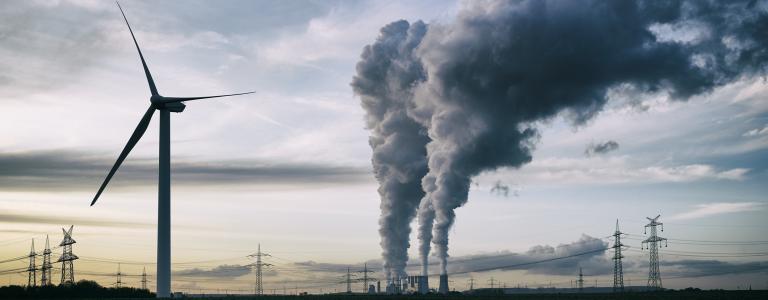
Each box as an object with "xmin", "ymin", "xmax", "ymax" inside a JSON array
[
  {"xmin": 584, "ymin": 140, "xmax": 620, "ymax": 157},
  {"xmin": 0, "ymin": 149, "xmax": 370, "ymax": 191},
  {"xmin": 0, "ymin": 210, "xmax": 151, "ymax": 229},
  {"xmin": 743, "ymin": 125, "xmax": 768, "ymax": 137},
  {"xmin": 0, "ymin": 0, "xmax": 118, "ymax": 97},
  {"xmin": 662, "ymin": 259, "xmax": 768, "ymax": 278},
  {"xmin": 294, "ymin": 235, "xmax": 611, "ymax": 276},
  {"xmin": 506, "ymin": 157, "xmax": 751, "ymax": 186},
  {"xmin": 173, "ymin": 264, "xmax": 258, "ymax": 278},
  {"xmin": 292, "ymin": 261, "xmax": 357, "ymax": 273},
  {"xmin": 440, "ymin": 234, "xmax": 611, "ymax": 276},
  {"xmin": 668, "ymin": 202, "xmax": 764, "ymax": 221}
]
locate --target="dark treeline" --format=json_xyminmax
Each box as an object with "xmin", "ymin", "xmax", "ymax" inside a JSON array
[{"xmin": 0, "ymin": 280, "xmax": 154, "ymax": 298}]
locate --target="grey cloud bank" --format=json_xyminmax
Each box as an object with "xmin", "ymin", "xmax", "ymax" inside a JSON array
[
  {"xmin": 353, "ymin": 0, "xmax": 768, "ymax": 281},
  {"xmin": 0, "ymin": 150, "xmax": 370, "ymax": 190},
  {"xmin": 0, "ymin": 210, "xmax": 151, "ymax": 229}
]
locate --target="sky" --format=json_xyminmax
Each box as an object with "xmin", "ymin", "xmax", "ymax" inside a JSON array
[{"xmin": 0, "ymin": 0, "xmax": 767, "ymax": 294}]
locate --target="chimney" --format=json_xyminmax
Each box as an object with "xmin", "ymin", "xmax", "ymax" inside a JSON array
[
  {"xmin": 438, "ymin": 274, "xmax": 448, "ymax": 294},
  {"xmin": 418, "ymin": 276, "xmax": 429, "ymax": 294}
]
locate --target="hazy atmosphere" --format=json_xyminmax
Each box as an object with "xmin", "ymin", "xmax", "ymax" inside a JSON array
[{"xmin": 1, "ymin": 0, "xmax": 767, "ymax": 296}]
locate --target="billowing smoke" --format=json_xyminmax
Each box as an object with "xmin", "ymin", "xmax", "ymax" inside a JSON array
[
  {"xmin": 351, "ymin": 20, "xmax": 430, "ymax": 282},
  {"xmin": 585, "ymin": 140, "xmax": 620, "ymax": 157},
  {"xmin": 354, "ymin": 0, "xmax": 768, "ymax": 278}
]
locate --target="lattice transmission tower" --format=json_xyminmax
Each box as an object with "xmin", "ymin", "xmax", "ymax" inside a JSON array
[
  {"xmin": 141, "ymin": 266, "xmax": 148, "ymax": 290},
  {"xmin": 346, "ymin": 267, "xmax": 353, "ymax": 293},
  {"xmin": 57, "ymin": 225, "xmax": 78, "ymax": 285},
  {"xmin": 577, "ymin": 268, "xmax": 584, "ymax": 292},
  {"xmin": 357, "ymin": 263, "xmax": 376, "ymax": 293},
  {"xmin": 248, "ymin": 244, "xmax": 272, "ymax": 295},
  {"xmin": 612, "ymin": 219, "xmax": 625, "ymax": 292},
  {"xmin": 114, "ymin": 263, "xmax": 123, "ymax": 288},
  {"xmin": 27, "ymin": 239, "xmax": 36, "ymax": 287},
  {"xmin": 642, "ymin": 215, "xmax": 667, "ymax": 290},
  {"xmin": 40, "ymin": 235, "xmax": 52, "ymax": 286}
]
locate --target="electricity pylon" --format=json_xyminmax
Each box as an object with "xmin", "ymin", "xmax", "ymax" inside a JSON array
[
  {"xmin": 346, "ymin": 267, "xmax": 352, "ymax": 293},
  {"xmin": 40, "ymin": 236, "xmax": 52, "ymax": 286},
  {"xmin": 577, "ymin": 268, "xmax": 584, "ymax": 292},
  {"xmin": 356, "ymin": 263, "xmax": 375, "ymax": 293},
  {"xmin": 27, "ymin": 239, "xmax": 36, "ymax": 287},
  {"xmin": 115, "ymin": 263, "xmax": 123, "ymax": 288},
  {"xmin": 57, "ymin": 225, "xmax": 78, "ymax": 285},
  {"xmin": 612, "ymin": 219, "xmax": 625, "ymax": 292},
  {"xmin": 248, "ymin": 244, "xmax": 271, "ymax": 295},
  {"xmin": 642, "ymin": 215, "xmax": 668, "ymax": 290},
  {"xmin": 141, "ymin": 267, "xmax": 148, "ymax": 290}
]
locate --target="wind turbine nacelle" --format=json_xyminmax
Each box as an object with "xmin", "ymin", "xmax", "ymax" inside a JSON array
[
  {"xmin": 164, "ymin": 102, "xmax": 186, "ymax": 112},
  {"xmin": 150, "ymin": 96, "xmax": 186, "ymax": 112}
]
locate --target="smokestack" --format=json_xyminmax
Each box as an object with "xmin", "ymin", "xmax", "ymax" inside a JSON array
[
  {"xmin": 438, "ymin": 274, "xmax": 448, "ymax": 295},
  {"xmin": 377, "ymin": 281, "xmax": 381, "ymax": 294},
  {"xmin": 418, "ymin": 275, "xmax": 429, "ymax": 294}
]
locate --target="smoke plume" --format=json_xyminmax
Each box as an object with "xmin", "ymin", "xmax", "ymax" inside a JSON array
[
  {"xmin": 354, "ymin": 0, "xmax": 768, "ymax": 278},
  {"xmin": 351, "ymin": 20, "xmax": 430, "ymax": 282}
]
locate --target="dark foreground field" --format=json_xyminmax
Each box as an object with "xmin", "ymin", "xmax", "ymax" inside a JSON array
[
  {"xmin": 177, "ymin": 291, "xmax": 766, "ymax": 300},
  {"xmin": 1, "ymin": 282, "xmax": 765, "ymax": 300},
  {"xmin": 7, "ymin": 291, "xmax": 768, "ymax": 300}
]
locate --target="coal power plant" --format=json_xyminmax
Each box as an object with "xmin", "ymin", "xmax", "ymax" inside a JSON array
[
  {"xmin": 352, "ymin": 0, "xmax": 768, "ymax": 292},
  {"xmin": 2, "ymin": 0, "xmax": 767, "ymax": 299}
]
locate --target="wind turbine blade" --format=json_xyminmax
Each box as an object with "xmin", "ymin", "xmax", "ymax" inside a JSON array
[
  {"xmin": 160, "ymin": 91, "xmax": 255, "ymax": 103},
  {"xmin": 117, "ymin": 2, "xmax": 159, "ymax": 96},
  {"xmin": 91, "ymin": 106, "xmax": 155, "ymax": 206}
]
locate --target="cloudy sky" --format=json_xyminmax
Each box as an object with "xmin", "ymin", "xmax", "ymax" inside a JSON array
[{"xmin": 1, "ymin": 0, "xmax": 766, "ymax": 294}]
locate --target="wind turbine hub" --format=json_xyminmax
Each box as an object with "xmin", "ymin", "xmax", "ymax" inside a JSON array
[{"xmin": 150, "ymin": 94, "xmax": 164, "ymax": 104}]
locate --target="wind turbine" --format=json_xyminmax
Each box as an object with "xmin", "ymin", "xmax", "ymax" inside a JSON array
[{"xmin": 90, "ymin": 3, "xmax": 254, "ymax": 298}]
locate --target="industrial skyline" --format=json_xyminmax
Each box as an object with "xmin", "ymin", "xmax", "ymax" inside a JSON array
[{"xmin": 1, "ymin": 0, "xmax": 767, "ymax": 296}]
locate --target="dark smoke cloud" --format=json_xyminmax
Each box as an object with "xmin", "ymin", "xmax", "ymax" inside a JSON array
[
  {"xmin": 490, "ymin": 180, "xmax": 519, "ymax": 197},
  {"xmin": 351, "ymin": 20, "xmax": 430, "ymax": 282},
  {"xmin": 355, "ymin": 0, "xmax": 768, "ymax": 278},
  {"xmin": 585, "ymin": 140, "xmax": 620, "ymax": 157}
]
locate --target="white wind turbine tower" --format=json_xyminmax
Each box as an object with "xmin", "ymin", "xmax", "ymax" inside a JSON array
[{"xmin": 90, "ymin": 3, "xmax": 254, "ymax": 298}]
